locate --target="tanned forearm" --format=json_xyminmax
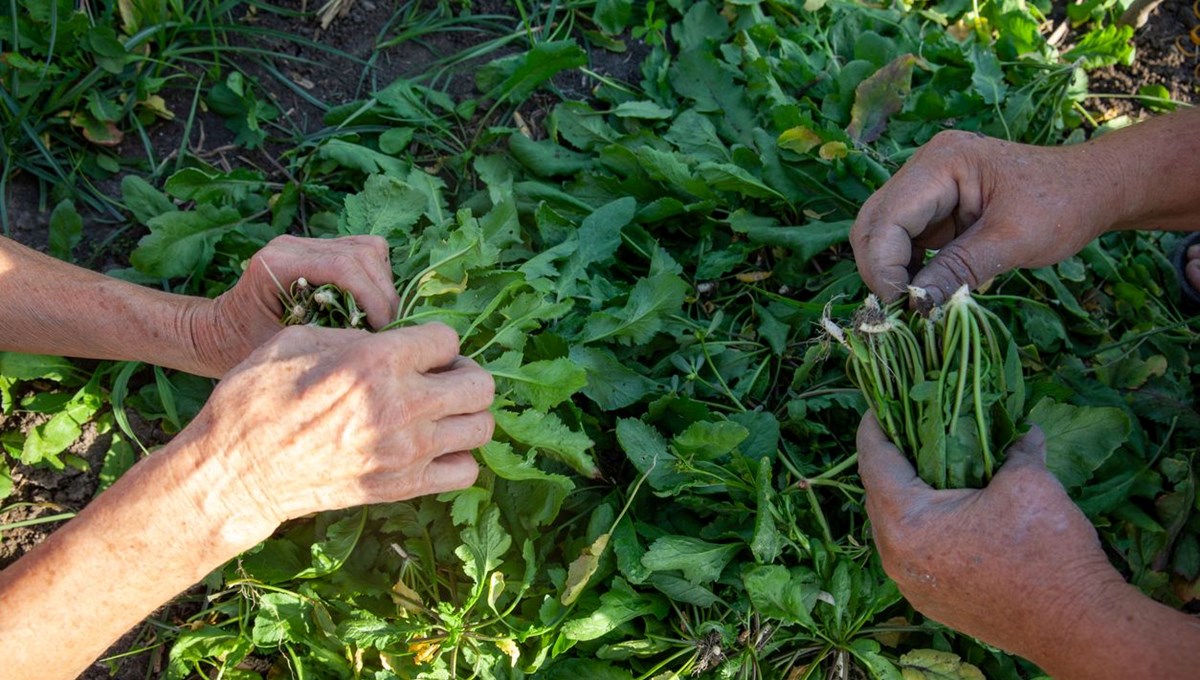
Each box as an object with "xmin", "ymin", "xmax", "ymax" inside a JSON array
[
  {"xmin": 0, "ymin": 236, "xmax": 215, "ymax": 375},
  {"xmin": 0, "ymin": 424, "xmax": 272, "ymax": 680},
  {"xmin": 1092, "ymin": 106, "xmax": 1200, "ymax": 233},
  {"xmin": 1033, "ymin": 580, "xmax": 1200, "ymax": 680}
]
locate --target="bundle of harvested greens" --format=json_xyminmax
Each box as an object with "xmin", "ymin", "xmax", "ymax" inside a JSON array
[
  {"xmin": 279, "ymin": 277, "xmax": 366, "ymax": 328},
  {"xmin": 825, "ymin": 286, "xmax": 1026, "ymax": 489}
]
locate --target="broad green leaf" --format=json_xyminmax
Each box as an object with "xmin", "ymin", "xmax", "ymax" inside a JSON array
[
  {"xmin": 672, "ymin": 420, "xmax": 749, "ymax": 460},
  {"xmin": 581, "ymin": 272, "xmax": 688, "ymax": 345},
  {"xmin": 0, "ymin": 353, "xmax": 77, "ymax": 382},
  {"xmin": 488, "ymin": 40, "xmax": 586, "ymax": 103},
  {"xmin": 561, "ymin": 578, "xmax": 667, "ymax": 641},
  {"xmin": 1064, "ymin": 24, "xmax": 1134, "ymax": 69},
  {"xmin": 968, "ymin": 43, "xmax": 1007, "ymax": 106},
  {"xmin": 487, "ymin": 294, "xmax": 574, "ymax": 353},
  {"xmin": 647, "ymin": 573, "xmax": 721, "ymax": 607},
  {"xmin": 569, "ymin": 346, "xmax": 658, "ymax": 410},
  {"xmin": 97, "ymin": 432, "xmax": 135, "ymax": 493},
  {"xmin": 641, "ymin": 536, "xmax": 739, "ymax": 584},
  {"xmin": 48, "ymin": 200, "xmax": 82, "ymax": 261},
  {"xmin": 594, "ymin": 0, "xmax": 632, "ymax": 34},
  {"xmin": 664, "ymin": 109, "xmax": 729, "ymax": 163},
  {"xmin": 696, "ymin": 162, "xmax": 784, "ymax": 201},
  {"xmin": 611, "ymin": 101, "xmax": 674, "ymax": 119},
  {"xmin": 21, "ymin": 377, "xmax": 102, "ymax": 468},
  {"xmin": 455, "ymin": 505, "xmax": 513, "ymax": 584},
  {"xmin": 578, "ymin": 197, "xmax": 638, "ymax": 267},
  {"xmin": 251, "ymin": 592, "xmax": 313, "ymax": 646},
  {"xmin": 130, "ymin": 204, "xmax": 244, "ymax": 278},
  {"xmin": 731, "ymin": 216, "xmax": 852, "ymax": 265},
  {"xmin": 378, "ymin": 127, "xmax": 414, "ymax": 154},
  {"xmin": 317, "ymin": 138, "xmax": 409, "ymax": 176},
  {"xmin": 340, "ymin": 174, "xmax": 426, "ymax": 239},
  {"xmin": 295, "ymin": 508, "xmax": 367, "ymax": 578},
  {"xmin": 1028, "ymin": 399, "xmax": 1130, "ymax": 489},
  {"xmin": 743, "ymin": 565, "xmax": 819, "ymax": 628},
  {"xmin": 165, "ymin": 167, "xmax": 266, "ymax": 204},
  {"xmin": 730, "ymin": 410, "xmax": 780, "ymax": 461},
  {"xmin": 479, "ymin": 441, "xmax": 573, "ymax": 528},
  {"xmin": 847, "ymin": 54, "xmax": 918, "ymax": 143},
  {"xmin": 0, "ymin": 458, "xmax": 11, "ymax": 499},
  {"xmin": 166, "ymin": 627, "xmax": 253, "ymax": 680},
  {"xmin": 121, "ymin": 175, "xmax": 177, "ymax": 226},
  {"xmin": 486, "ymin": 352, "xmax": 588, "ymax": 411},
  {"xmin": 898, "ymin": 649, "xmax": 986, "ymax": 680},
  {"xmin": 494, "ymin": 409, "xmax": 599, "ymax": 479},
  {"xmin": 537, "ymin": 659, "xmax": 635, "ymax": 679},
  {"xmin": 615, "ymin": 418, "xmax": 687, "ymax": 492},
  {"xmin": 238, "ymin": 539, "xmax": 307, "ymax": 583},
  {"xmin": 510, "ymin": 134, "xmax": 591, "ymax": 177}
]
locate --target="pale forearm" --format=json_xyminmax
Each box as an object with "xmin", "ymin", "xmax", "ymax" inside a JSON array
[
  {"xmin": 0, "ymin": 426, "xmax": 273, "ymax": 680},
  {"xmin": 0, "ymin": 236, "xmax": 219, "ymax": 375}
]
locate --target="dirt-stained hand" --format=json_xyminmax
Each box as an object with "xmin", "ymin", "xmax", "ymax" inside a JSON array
[
  {"xmin": 192, "ymin": 235, "xmax": 401, "ymax": 377},
  {"xmin": 185, "ymin": 322, "xmax": 492, "ymax": 532},
  {"xmin": 850, "ymin": 130, "xmax": 1123, "ymax": 303},
  {"xmin": 855, "ymin": 412, "xmax": 1127, "ymax": 661}
]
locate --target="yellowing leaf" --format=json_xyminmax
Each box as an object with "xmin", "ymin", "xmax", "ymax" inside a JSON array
[
  {"xmin": 847, "ymin": 54, "xmax": 919, "ymax": 143},
  {"xmin": 819, "ymin": 141, "xmax": 848, "ymax": 160},
  {"xmin": 899, "ymin": 649, "xmax": 985, "ymax": 680},
  {"xmin": 391, "ymin": 578, "xmax": 424, "ymax": 614},
  {"xmin": 70, "ymin": 112, "xmax": 124, "ymax": 147},
  {"xmin": 487, "ymin": 570, "xmax": 507, "ymax": 612},
  {"xmin": 137, "ymin": 95, "xmax": 175, "ymax": 121},
  {"xmin": 777, "ymin": 126, "xmax": 822, "ymax": 154},
  {"xmin": 561, "ymin": 532, "xmax": 611, "ymax": 605},
  {"xmin": 736, "ymin": 271, "xmax": 772, "ymax": 283},
  {"xmin": 408, "ymin": 639, "xmax": 442, "ymax": 665},
  {"xmin": 496, "ymin": 638, "xmax": 520, "ymax": 667}
]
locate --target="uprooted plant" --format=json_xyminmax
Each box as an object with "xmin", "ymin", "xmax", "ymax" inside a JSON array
[{"xmin": 824, "ymin": 286, "xmax": 1026, "ymax": 489}]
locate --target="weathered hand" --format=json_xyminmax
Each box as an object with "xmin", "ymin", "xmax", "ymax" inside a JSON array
[
  {"xmin": 193, "ymin": 235, "xmax": 401, "ymax": 377},
  {"xmin": 855, "ymin": 412, "xmax": 1127, "ymax": 661},
  {"xmin": 850, "ymin": 130, "xmax": 1123, "ymax": 303},
  {"xmin": 182, "ymin": 322, "xmax": 493, "ymax": 543}
]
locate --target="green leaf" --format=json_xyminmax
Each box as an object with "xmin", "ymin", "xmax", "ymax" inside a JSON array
[
  {"xmin": 486, "ymin": 352, "xmax": 588, "ymax": 411},
  {"xmin": 641, "ymin": 536, "xmax": 739, "ymax": 584},
  {"xmin": 611, "ymin": 101, "xmax": 674, "ymax": 119},
  {"xmin": 164, "ymin": 167, "xmax": 266, "ymax": 204},
  {"xmin": 0, "ymin": 353, "xmax": 77, "ymax": 382},
  {"xmin": 1028, "ymin": 399, "xmax": 1130, "ymax": 489},
  {"xmin": 847, "ymin": 54, "xmax": 918, "ymax": 143},
  {"xmin": 130, "ymin": 204, "xmax": 245, "ymax": 278},
  {"xmin": 239, "ymin": 539, "xmax": 308, "ymax": 583},
  {"xmin": 48, "ymin": 200, "xmax": 82, "ymax": 261},
  {"xmin": 751, "ymin": 457, "xmax": 783, "ymax": 563},
  {"xmin": 295, "ymin": 508, "xmax": 367, "ymax": 578},
  {"xmin": 537, "ymin": 659, "xmax": 635, "ymax": 679},
  {"xmin": 616, "ymin": 418, "xmax": 687, "ymax": 492},
  {"xmin": 672, "ymin": 419, "xmax": 748, "ymax": 460},
  {"xmin": 378, "ymin": 127, "xmax": 414, "ymax": 154},
  {"xmin": 577, "ymin": 197, "xmax": 638, "ymax": 267},
  {"xmin": 121, "ymin": 175, "xmax": 178, "ymax": 226},
  {"xmin": 251, "ymin": 592, "xmax": 313, "ymax": 646},
  {"xmin": 97, "ymin": 433, "xmax": 135, "ymax": 493},
  {"xmin": 569, "ymin": 346, "xmax": 658, "ymax": 410},
  {"xmin": 561, "ymin": 578, "xmax": 667, "ymax": 641},
  {"xmin": 488, "ymin": 40, "xmax": 586, "ymax": 103},
  {"xmin": 898, "ymin": 649, "xmax": 986, "ymax": 680},
  {"xmin": 581, "ymin": 271, "xmax": 688, "ymax": 345},
  {"xmin": 730, "ymin": 215, "xmax": 852, "ymax": 265},
  {"xmin": 455, "ymin": 505, "xmax": 513, "ymax": 585},
  {"xmin": 594, "ymin": 0, "xmax": 632, "ymax": 34},
  {"xmin": 339, "ymin": 174, "xmax": 427, "ymax": 239},
  {"xmin": 696, "ymin": 162, "xmax": 784, "ymax": 201},
  {"xmin": 968, "ymin": 43, "xmax": 1007, "ymax": 106},
  {"xmin": 743, "ymin": 565, "xmax": 819, "ymax": 628},
  {"xmin": 317, "ymin": 138, "xmax": 409, "ymax": 176},
  {"xmin": 21, "ymin": 377, "xmax": 102, "ymax": 468},
  {"xmin": 510, "ymin": 134, "xmax": 591, "ymax": 177},
  {"xmin": 478, "ymin": 441, "xmax": 573, "ymax": 528},
  {"xmin": 1064, "ymin": 24, "xmax": 1134, "ymax": 69},
  {"xmin": 494, "ymin": 409, "xmax": 599, "ymax": 479}
]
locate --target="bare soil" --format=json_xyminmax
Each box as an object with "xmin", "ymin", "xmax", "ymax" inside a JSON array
[{"xmin": 1090, "ymin": 0, "xmax": 1199, "ymax": 119}]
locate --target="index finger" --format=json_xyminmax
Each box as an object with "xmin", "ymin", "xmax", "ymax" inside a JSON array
[{"xmin": 850, "ymin": 161, "xmax": 962, "ymax": 301}]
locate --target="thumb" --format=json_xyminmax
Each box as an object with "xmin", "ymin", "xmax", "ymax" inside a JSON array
[
  {"xmin": 910, "ymin": 216, "xmax": 1019, "ymax": 305},
  {"xmin": 992, "ymin": 424, "xmax": 1052, "ymax": 479}
]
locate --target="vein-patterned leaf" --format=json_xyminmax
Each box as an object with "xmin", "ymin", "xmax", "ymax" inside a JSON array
[
  {"xmin": 640, "ymin": 536, "xmax": 739, "ymax": 585},
  {"xmin": 493, "ymin": 409, "xmax": 599, "ymax": 479},
  {"xmin": 455, "ymin": 505, "xmax": 512, "ymax": 585},
  {"xmin": 486, "ymin": 352, "xmax": 588, "ymax": 411},
  {"xmin": 340, "ymin": 174, "xmax": 427, "ymax": 240},
  {"xmin": 130, "ymin": 204, "xmax": 244, "ymax": 279},
  {"xmin": 582, "ymin": 272, "xmax": 688, "ymax": 345},
  {"xmin": 561, "ymin": 578, "xmax": 667, "ymax": 641}
]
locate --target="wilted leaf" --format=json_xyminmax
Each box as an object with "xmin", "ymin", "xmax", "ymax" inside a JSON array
[
  {"xmin": 899, "ymin": 649, "xmax": 985, "ymax": 680},
  {"xmin": 847, "ymin": 54, "xmax": 918, "ymax": 143}
]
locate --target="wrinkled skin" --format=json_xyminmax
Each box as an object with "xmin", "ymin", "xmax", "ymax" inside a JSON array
[{"xmin": 197, "ymin": 234, "xmax": 402, "ymax": 377}]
